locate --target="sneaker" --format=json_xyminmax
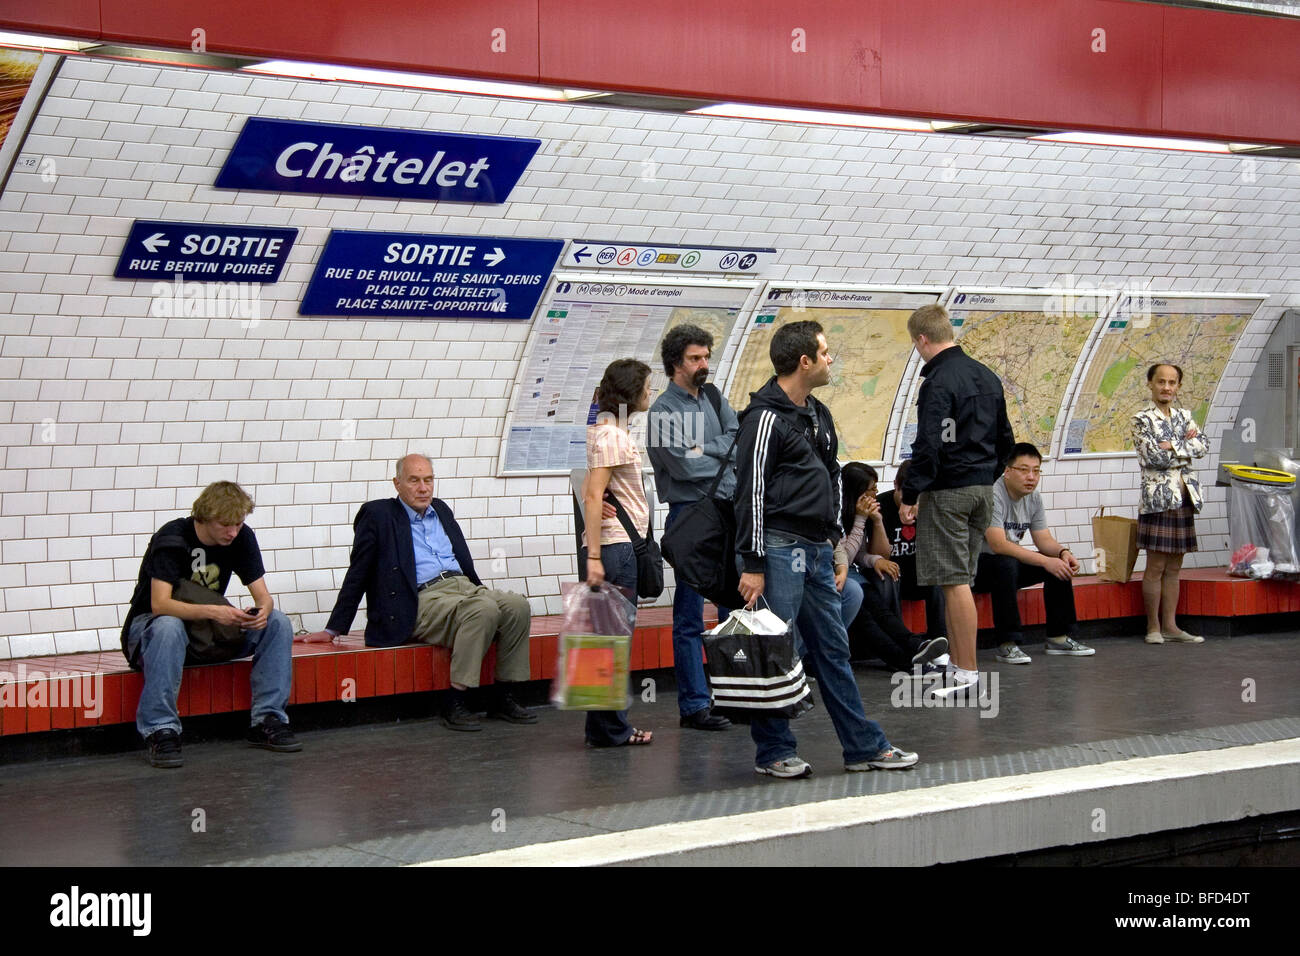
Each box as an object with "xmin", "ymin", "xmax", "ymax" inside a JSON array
[
  {"xmin": 912, "ymin": 636, "xmax": 949, "ymax": 665},
  {"xmin": 755, "ymin": 756, "xmax": 813, "ymax": 779},
  {"xmin": 846, "ymin": 746, "xmax": 919, "ymax": 771},
  {"xmin": 441, "ymin": 695, "xmax": 482, "ymax": 732},
  {"xmin": 928, "ymin": 668, "xmax": 979, "ymax": 701},
  {"xmin": 247, "ymin": 714, "xmax": 302, "ymax": 752},
  {"xmin": 146, "ymin": 729, "xmax": 183, "ymax": 769},
  {"xmin": 995, "ymin": 643, "xmax": 1032, "ymax": 664},
  {"xmin": 1163, "ymin": 630, "xmax": 1204, "ymax": 644},
  {"xmin": 1045, "ymin": 636, "xmax": 1095, "ymax": 656}
]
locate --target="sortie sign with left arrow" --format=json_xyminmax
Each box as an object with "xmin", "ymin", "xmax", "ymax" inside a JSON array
[{"xmin": 114, "ymin": 221, "xmax": 298, "ymax": 282}]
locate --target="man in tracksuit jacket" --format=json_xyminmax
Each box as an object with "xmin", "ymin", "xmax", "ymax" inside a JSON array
[{"xmin": 733, "ymin": 320, "xmax": 917, "ymax": 778}]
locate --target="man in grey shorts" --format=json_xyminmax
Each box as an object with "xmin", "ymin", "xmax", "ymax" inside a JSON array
[{"xmin": 900, "ymin": 305, "xmax": 1013, "ymax": 697}]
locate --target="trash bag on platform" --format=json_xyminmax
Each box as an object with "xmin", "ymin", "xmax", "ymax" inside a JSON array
[{"xmin": 1227, "ymin": 468, "xmax": 1300, "ymax": 580}]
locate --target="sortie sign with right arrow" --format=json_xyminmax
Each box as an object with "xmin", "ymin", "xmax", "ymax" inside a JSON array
[{"xmin": 299, "ymin": 230, "xmax": 564, "ymax": 319}]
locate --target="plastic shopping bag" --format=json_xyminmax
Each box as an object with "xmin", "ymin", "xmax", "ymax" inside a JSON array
[{"xmin": 550, "ymin": 581, "xmax": 634, "ymax": 711}]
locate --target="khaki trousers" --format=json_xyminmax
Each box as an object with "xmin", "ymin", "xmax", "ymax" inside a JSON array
[{"xmin": 413, "ymin": 576, "xmax": 531, "ymax": 687}]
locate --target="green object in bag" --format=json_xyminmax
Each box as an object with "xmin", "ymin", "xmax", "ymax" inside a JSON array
[{"xmin": 554, "ymin": 632, "xmax": 630, "ymax": 711}]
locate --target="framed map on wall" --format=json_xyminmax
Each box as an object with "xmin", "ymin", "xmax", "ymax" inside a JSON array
[
  {"xmin": 895, "ymin": 288, "xmax": 1111, "ymax": 461},
  {"xmin": 1061, "ymin": 293, "xmax": 1265, "ymax": 455},
  {"xmin": 725, "ymin": 286, "xmax": 944, "ymax": 463}
]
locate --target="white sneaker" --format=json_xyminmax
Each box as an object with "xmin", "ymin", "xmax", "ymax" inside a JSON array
[
  {"xmin": 755, "ymin": 756, "xmax": 813, "ymax": 779},
  {"xmin": 929, "ymin": 668, "xmax": 979, "ymax": 701},
  {"xmin": 846, "ymin": 746, "xmax": 919, "ymax": 771}
]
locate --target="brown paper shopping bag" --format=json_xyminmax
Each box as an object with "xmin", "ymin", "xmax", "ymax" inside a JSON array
[{"xmin": 1091, "ymin": 507, "xmax": 1139, "ymax": 583}]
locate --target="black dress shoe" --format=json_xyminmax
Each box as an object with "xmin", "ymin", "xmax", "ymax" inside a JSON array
[
  {"xmin": 487, "ymin": 689, "xmax": 538, "ymax": 725},
  {"xmin": 679, "ymin": 708, "xmax": 732, "ymax": 731},
  {"xmin": 441, "ymin": 694, "xmax": 482, "ymax": 732}
]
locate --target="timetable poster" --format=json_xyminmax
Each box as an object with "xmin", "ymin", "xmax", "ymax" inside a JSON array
[{"xmin": 501, "ymin": 279, "xmax": 753, "ymax": 474}]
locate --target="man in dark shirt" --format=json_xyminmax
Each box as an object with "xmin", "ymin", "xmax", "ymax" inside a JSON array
[
  {"xmin": 122, "ymin": 481, "xmax": 299, "ymax": 768},
  {"xmin": 900, "ymin": 304, "xmax": 1014, "ymax": 698},
  {"xmin": 646, "ymin": 324, "xmax": 734, "ymax": 732}
]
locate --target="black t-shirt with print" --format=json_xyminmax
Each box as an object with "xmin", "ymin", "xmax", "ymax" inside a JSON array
[
  {"xmin": 876, "ymin": 489, "xmax": 920, "ymax": 585},
  {"xmin": 121, "ymin": 517, "xmax": 265, "ymax": 654}
]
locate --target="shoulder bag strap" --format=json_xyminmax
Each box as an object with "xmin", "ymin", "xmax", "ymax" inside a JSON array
[
  {"xmin": 700, "ymin": 384, "xmax": 738, "ymax": 500},
  {"xmin": 702, "ymin": 383, "xmax": 723, "ymax": 421},
  {"xmin": 604, "ymin": 488, "xmax": 651, "ymax": 544}
]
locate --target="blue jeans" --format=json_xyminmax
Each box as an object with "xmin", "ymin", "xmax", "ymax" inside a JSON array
[
  {"xmin": 584, "ymin": 541, "xmax": 638, "ymax": 745},
  {"xmin": 839, "ymin": 570, "xmax": 864, "ymax": 629},
  {"xmin": 127, "ymin": 610, "xmax": 294, "ymax": 738},
  {"xmin": 667, "ymin": 502, "xmax": 728, "ymax": 717},
  {"xmin": 751, "ymin": 532, "xmax": 891, "ymax": 767}
]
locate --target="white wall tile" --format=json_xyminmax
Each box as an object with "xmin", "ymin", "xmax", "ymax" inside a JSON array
[{"xmin": 2, "ymin": 61, "xmax": 1296, "ymax": 658}]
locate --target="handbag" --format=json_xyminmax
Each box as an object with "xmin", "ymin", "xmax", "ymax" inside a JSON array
[
  {"xmin": 703, "ymin": 606, "xmax": 814, "ymax": 720},
  {"xmin": 573, "ymin": 489, "xmax": 665, "ymax": 599},
  {"xmin": 170, "ymin": 578, "xmax": 249, "ymax": 664},
  {"xmin": 659, "ymin": 450, "xmax": 744, "ymax": 609}
]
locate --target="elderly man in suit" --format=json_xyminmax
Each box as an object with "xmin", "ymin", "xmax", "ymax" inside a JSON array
[{"xmin": 301, "ymin": 454, "xmax": 535, "ymax": 730}]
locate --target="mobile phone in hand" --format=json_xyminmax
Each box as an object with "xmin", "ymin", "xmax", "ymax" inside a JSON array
[{"xmin": 244, "ymin": 607, "xmax": 260, "ymax": 616}]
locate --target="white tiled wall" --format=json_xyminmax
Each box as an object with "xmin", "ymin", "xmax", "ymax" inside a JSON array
[{"xmin": 1, "ymin": 57, "xmax": 1298, "ymax": 659}]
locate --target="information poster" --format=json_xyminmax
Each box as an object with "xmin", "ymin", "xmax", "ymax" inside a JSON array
[
  {"xmin": 725, "ymin": 287, "xmax": 942, "ymax": 462},
  {"xmin": 501, "ymin": 278, "xmax": 754, "ymax": 474},
  {"xmin": 897, "ymin": 289, "xmax": 1106, "ymax": 458},
  {"xmin": 1062, "ymin": 294, "xmax": 1263, "ymax": 455}
]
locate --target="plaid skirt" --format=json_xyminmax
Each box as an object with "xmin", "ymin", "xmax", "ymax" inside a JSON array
[{"xmin": 1137, "ymin": 491, "xmax": 1198, "ymax": 554}]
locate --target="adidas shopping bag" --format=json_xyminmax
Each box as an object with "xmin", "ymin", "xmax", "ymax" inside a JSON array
[{"xmin": 703, "ymin": 607, "xmax": 813, "ymax": 720}]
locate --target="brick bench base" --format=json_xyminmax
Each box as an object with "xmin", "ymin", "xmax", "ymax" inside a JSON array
[{"xmin": 1, "ymin": 570, "xmax": 1294, "ymax": 736}]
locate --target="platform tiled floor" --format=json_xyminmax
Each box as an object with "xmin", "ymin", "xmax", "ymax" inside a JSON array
[{"xmin": 0, "ymin": 632, "xmax": 1296, "ymax": 866}]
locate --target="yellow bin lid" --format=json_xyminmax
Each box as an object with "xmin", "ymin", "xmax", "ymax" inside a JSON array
[{"xmin": 1225, "ymin": 464, "xmax": 1296, "ymax": 486}]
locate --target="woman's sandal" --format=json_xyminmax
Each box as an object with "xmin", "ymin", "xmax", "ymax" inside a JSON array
[{"xmin": 586, "ymin": 728, "xmax": 654, "ymax": 747}]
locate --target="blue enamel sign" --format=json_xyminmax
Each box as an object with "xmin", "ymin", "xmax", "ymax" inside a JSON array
[
  {"xmin": 299, "ymin": 231, "xmax": 564, "ymax": 319},
  {"xmin": 215, "ymin": 117, "xmax": 539, "ymax": 203},
  {"xmin": 114, "ymin": 221, "xmax": 297, "ymax": 282}
]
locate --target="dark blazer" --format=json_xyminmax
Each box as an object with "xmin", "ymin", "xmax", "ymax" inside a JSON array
[{"xmin": 326, "ymin": 497, "xmax": 482, "ymax": 648}]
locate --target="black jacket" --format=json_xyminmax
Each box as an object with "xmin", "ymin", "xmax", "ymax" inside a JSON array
[
  {"xmin": 733, "ymin": 377, "xmax": 843, "ymax": 574},
  {"xmin": 325, "ymin": 497, "xmax": 482, "ymax": 647},
  {"xmin": 902, "ymin": 345, "xmax": 1014, "ymax": 505}
]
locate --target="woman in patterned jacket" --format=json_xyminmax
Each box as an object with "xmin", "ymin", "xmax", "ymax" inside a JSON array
[{"xmin": 1131, "ymin": 363, "xmax": 1209, "ymax": 645}]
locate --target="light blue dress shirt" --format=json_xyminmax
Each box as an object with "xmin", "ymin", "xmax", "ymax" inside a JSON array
[{"xmin": 399, "ymin": 499, "xmax": 462, "ymax": 584}]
